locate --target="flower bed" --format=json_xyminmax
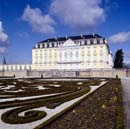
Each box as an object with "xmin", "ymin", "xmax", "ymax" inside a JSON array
[{"xmin": 42, "ymin": 79, "xmax": 125, "ymax": 129}]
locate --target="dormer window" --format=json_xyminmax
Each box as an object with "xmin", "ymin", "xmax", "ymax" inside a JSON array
[
  {"xmin": 94, "ymin": 39, "xmax": 97, "ymax": 44},
  {"xmin": 35, "ymin": 44, "xmax": 40, "ymax": 48},
  {"xmin": 100, "ymin": 39, "xmax": 103, "ymax": 44},
  {"xmin": 54, "ymin": 42, "xmax": 57, "ymax": 47},
  {"xmin": 49, "ymin": 43, "xmax": 52, "ymax": 47},
  {"xmin": 81, "ymin": 40, "xmax": 85, "ymax": 45},
  {"xmin": 44, "ymin": 43, "xmax": 47, "ymax": 48},
  {"xmin": 87, "ymin": 40, "xmax": 90, "ymax": 45},
  {"xmin": 40, "ymin": 44, "xmax": 42, "ymax": 48}
]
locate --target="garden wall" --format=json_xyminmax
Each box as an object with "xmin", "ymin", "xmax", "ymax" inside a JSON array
[{"xmin": 0, "ymin": 69, "xmax": 130, "ymax": 78}]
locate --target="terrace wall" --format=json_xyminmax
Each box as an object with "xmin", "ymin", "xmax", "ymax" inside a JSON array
[{"xmin": 0, "ymin": 69, "xmax": 130, "ymax": 78}]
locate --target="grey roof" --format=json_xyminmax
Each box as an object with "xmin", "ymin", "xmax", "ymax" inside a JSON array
[{"xmin": 38, "ymin": 34, "xmax": 104, "ymax": 43}]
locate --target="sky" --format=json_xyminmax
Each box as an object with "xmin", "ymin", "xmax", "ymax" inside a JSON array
[{"xmin": 0, "ymin": 0, "xmax": 130, "ymax": 64}]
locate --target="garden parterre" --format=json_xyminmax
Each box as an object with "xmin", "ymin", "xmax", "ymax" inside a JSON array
[{"xmin": 0, "ymin": 78, "xmax": 107, "ymax": 129}]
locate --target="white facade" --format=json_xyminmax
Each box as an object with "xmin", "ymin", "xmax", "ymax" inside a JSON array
[
  {"xmin": 0, "ymin": 34, "xmax": 113, "ymax": 72},
  {"xmin": 32, "ymin": 34, "xmax": 113, "ymax": 70}
]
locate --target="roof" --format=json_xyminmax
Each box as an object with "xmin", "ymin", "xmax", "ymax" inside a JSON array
[{"xmin": 38, "ymin": 34, "xmax": 104, "ymax": 43}]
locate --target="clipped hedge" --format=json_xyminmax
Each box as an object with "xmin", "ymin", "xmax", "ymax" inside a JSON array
[
  {"xmin": 0, "ymin": 78, "xmax": 104, "ymax": 127},
  {"xmin": 1, "ymin": 106, "xmax": 47, "ymax": 124}
]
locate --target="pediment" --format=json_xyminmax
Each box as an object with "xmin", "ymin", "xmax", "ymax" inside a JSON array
[{"xmin": 62, "ymin": 39, "xmax": 77, "ymax": 47}]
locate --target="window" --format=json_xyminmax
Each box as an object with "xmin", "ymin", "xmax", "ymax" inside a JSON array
[
  {"xmin": 36, "ymin": 44, "xmax": 40, "ymax": 48},
  {"xmin": 100, "ymin": 49, "xmax": 103, "ymax": 53},
  {"xmin": 100, "ymin": 53, "xmax": 103, "ymax": 56},
  {"xmin": 87, "ymin": 40, "xmax": 90, "ymax": 45},
  {"xmin": 93, "ymin": 56, "xmax": 97, "ymax": 61},
  {"xmin": 100, "ymin": 39, "xmax": 103, "ymax": 44},
  {"xmin": 64, "ymin": 52, "xmax": 67, "ymax": 57},
  {"xmin": 76, "ymin": 51, "xmax": 79, "ymax": 57},
  {"xmin": 94, "ymin": 39, "xmax": 97, "ymax": 44},
  {"xmin": 59, "ymin": 52, "xmax": 62, "ymax": 57},
  {"xmin": 49, "ymin": 43, "xmax": 52, "ymax": 47},
  {"xmin": 94, "ymin": 53, "xmax": 97, "ymax": 56},
  {"xmin": 44, "ymin": 43, "xmax": 47, "ymax": 48},
  {"xmin": 54, "ymin": 42, "xmax": 57, "ymax": 47},
  {"xmin": 81, "ymin": 41, "xmax": 85, "ymax": 45},
  {"xmin": 70, "ymin": 52, "xmax": 73, "ymax": 57},
  {"xmin": 40, "ymin": 44, "xmax": 42, "ymax": 48}
]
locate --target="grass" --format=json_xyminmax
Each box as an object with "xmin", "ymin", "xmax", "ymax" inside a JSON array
[
  {"xmin": 116, "ymin": 79, "xmax": 125, "ymax": 129},
  {"xmin": 42, "ymin": 79, "xmax": 125, "ymax": 129}
]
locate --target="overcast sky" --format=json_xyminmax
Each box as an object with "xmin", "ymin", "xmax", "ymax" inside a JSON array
[{"xmin": 0, "ymin": 0, "xmax": 130, "ymax": 64}]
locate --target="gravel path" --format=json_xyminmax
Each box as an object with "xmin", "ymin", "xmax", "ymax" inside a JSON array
[{"xmin": 121, "ymin": 77, "xmax": 130, "ymax": 129}]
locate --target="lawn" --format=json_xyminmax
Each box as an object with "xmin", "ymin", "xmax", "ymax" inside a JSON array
[{"xmin": 42, "ymin": 79, "xmax": 125, "ymax": 129}]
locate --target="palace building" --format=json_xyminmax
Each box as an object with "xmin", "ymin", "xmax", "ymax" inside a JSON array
[{"xmin": 32, "ymin": 34, "xmax": 113, "ymax": 70}]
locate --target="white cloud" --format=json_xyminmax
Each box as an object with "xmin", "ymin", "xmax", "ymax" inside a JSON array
[
  {"xmin": 22, "ymin": 5, "xmax": 55, "ymax": 34},
  {"xmin": 0, "ymin": 47, "xmax": 6, "ymax": 54},
  {"xmin": 109, "ymin": 31, "xmax": 130, "ymax": 43},
  {"xmin": 0, "ymin": 21, "xmax": 8, "ymax": 43},
  {"xmin": 50, "ymin": 0, "xmax": 105, "ymax": 29}
]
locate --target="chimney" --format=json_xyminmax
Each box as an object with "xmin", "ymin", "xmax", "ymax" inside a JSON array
[
  {"xmin": 93, "ymin": 33, "xmax": 95, "ymax": 37},
  {"xmin": 81, "ymin": 34, "xmax": 83, "ymax": 38},
  {"xmin": 66, "ymin": 35, "xmax": 68, "ymax": 39},
  {"xmin": 55, "ymin": 36, "xmax": 57, "ymax": 40}
]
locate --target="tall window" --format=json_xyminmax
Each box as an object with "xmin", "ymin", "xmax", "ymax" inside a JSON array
[{"xmin": 76, "ymin": 51, "xmax": 79, "ymax": 57}]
